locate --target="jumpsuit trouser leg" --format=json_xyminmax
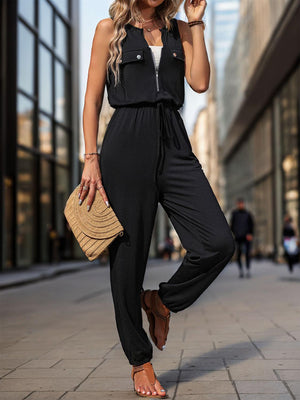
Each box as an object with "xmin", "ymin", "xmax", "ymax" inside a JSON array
[{"xmin": 99, "ymin": 103, "xmax": 236, "ymax": 366}]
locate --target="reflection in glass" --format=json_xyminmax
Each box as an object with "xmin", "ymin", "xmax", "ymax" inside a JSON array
[
  {"xmin": 55, "ymin": 61, "xmax": 70, "ymax": 125},
  {"xmin": 17, "ymin": 22, "xmax": 35, "ymax": 95},
  {"xmin": 56, "ymin": 165, "xmax": 69, "ymax": 237},
  {"xmin": 55, "ymin": 16, "xmax": 69, "ymax": 62},
  {"xmin": 39, "ymin": 44, "xmax": 53, "ymax": 114},
  {"xmin": 280, "ymin": 66, "xmax": 299, "ymax": 226},
  {"xmin": 51, "ymin": 0, "xmax": 69, "ymax": 17},
  {"xmin": 4, "ymin": 178, "xmax": 14, "ymax": 269},
  {"xmin": 56, "ymin": 126, "xmax": 69, "ymax": 164},
  {"xmin": 39, "ymin": 114, "xmax": 53, "ymax": 154},
  {"xmin": 39, "ymin": 0, "xmax": 53, "ymax": 46},
  {"xmin": 17, "ymin": 150, "xmax": 35, "ymax": 266},
  {"xmin": 40, "ymin": 159, "xmax": 52, "ymax": 262},
  {"xmin": 17, "ymin": 95, "xmax": 34, "ymax": 148},
  {"xmin": 18, "ymin": 0, "xmax": 35, "ymax": 25}
]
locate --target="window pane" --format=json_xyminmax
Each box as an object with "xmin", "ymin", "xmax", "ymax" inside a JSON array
[
  {"xmin": 18, "ymin": 0, "xmax": 35, "ymax": 25},
  {"xmin": 51, "ymin": 0, "xmax": 69, "ymax": 18},
  {"xmin": 280, "ymin": 67, "xmax": 299, "ymax": 226},
  {"xmin": 17, "ymin": 150, "xmax": 35, "ymax": 266},
  {"xmin": 39, "ymin": 0, "xmax": 53, "ymax": 46},
  {"xmin": 56, "ymin": 126, "xmax": 69, "ymax": 164},
  {"xmin": 39, "ymin": 44, "xmax": 53, "ymax": 114},
  {"xmin": 56, "ymin": 165, "xmax": 69, "ymax": 237},
  {"xmin": 17, "ymin": 22, "xmax": 35, "ymax": 95},
  {"xmin": 55, "ymin": 15, "xmax": 69, "ymax": 62},
  {"xmin": 39, "ymin": 114, "xmax": 53, "ymax": 154},
  {"xmin": 56, "ymin": 165, "xmax": 72, "ymax": 258},
  {"xmin": 40, "ymin": 159, "xmax": 52, "ymax": 262},
  {"xmin": 4, "ymin": 178, "xmax": 14, "ymax": 269},
  {"xmin": 17, "ymin": 94, "xmax": 34, "ymax": 147},
  {"xmin": 55, "ymin": 61, "xmax": 70, "ymax": 125}
]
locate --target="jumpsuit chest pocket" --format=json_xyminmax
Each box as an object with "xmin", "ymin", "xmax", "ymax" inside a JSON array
[
  {"xmin": 170, "ymin": 48, "xmax": 185, "ymax": 62},
  {"xmin": 120, "ymin": 49, "xmax": 145, "ymax": 64}
]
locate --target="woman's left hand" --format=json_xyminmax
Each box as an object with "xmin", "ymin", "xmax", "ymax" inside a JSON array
[{"xmin": 184, "ymin": 0, "xmax": 207, "ymax": 22}]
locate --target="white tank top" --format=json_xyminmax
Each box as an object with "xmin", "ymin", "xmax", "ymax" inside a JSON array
[{"xmin": 149, "ymin": 45, "xmax": 163, "ymax": 70}]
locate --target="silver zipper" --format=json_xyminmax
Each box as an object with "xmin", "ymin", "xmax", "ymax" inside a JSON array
[{"xmin": 155, "ymin": 70, "xmax": 159, "ymax": 91}]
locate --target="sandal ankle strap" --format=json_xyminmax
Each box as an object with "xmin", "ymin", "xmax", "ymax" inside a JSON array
[{"xmin": 131, "ymin": 361, "xmax": 156, "ymax": 385}]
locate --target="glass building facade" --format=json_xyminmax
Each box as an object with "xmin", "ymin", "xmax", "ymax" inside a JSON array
[
  {"xmin": 0, "ymin": 0, "xmax": 80, "ymax": 269},
  {"xmin": 221, "ymin": 0, "xmax": 300, "ymax": 259}
]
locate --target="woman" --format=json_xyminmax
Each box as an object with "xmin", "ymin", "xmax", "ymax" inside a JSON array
[{"xmin": 79, "ymin": 0, "xmax": 235, "ymax": 397}]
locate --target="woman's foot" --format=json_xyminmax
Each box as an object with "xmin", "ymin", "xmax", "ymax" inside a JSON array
[
  {"xmin": 141, "ymin": 289, "xmax": 171, "ymax": 351},
  {"xmin": 131, "ymin": 361, "xmax": 167, "ymax": 398}
]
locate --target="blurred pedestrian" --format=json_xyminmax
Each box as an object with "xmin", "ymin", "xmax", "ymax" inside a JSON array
[
  {"xmin": 163, "ymin": 236, "xmax": 174, "ymax": 260},
  {"xmin": 282, "ymin": 214, "xmax": 299, "ymax": 273},
  {"xmin": 230, "ymin": 198, "xmax": 254, "ymax": 278}
]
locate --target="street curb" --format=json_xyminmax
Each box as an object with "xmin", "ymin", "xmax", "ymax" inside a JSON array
[{"xmin": 0, "ymin": 261, "xmax": 105, "ymax": 290}]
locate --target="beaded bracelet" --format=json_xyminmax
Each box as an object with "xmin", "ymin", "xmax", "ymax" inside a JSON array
[
  {"xmin": 84, "ymin": 152, "xmax": 100, "ymax": 156},
  {"xmin": 84, "ymin": 152, "xmax": 100, "ymax": 161}
]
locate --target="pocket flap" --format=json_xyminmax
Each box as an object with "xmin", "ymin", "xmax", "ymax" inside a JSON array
[
  {"xmin": 120, "ymin": 49, "xmax": 145, "ymax": 64},
  {"xmin": 171, "ymin": 48, "xmax": 185, "ymax": 61}
]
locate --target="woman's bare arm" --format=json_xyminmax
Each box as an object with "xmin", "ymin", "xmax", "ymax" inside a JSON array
[
  {"xmin": 82, "ymin": 18, "xmax": 114, "ymax": 152},
  {"xmin": 177, "ymin": 20, "xmax": 210, "ymax": 93},
  {"xmin": 79, "ymin": 18, "xmax": 114, "ymax": 210}
]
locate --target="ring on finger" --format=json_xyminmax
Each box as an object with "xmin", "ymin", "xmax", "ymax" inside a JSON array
[
  {"xmin": 83, "ymin": 185, "xmax": 89, "ymax": 191},
  {"xmin": 97, "ymin": 185, "xmax": 103, "ymax": 190}
]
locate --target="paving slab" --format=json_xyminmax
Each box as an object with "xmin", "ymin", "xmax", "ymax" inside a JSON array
[
  {"xmin": 26, "ymin": 392, "xmax": 66, "ymax": 400},
  {"xmin": 235, "ymin": 380, "xmax": 289, "ymax": 394},
  {"xmin": 239, "ymin": 395, "xmax": 293, "ymax": 400}
]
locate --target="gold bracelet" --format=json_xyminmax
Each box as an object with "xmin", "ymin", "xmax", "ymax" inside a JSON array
[{"xmin": 84, "ymin": 153, "xmax": 100, "ymax": 161}]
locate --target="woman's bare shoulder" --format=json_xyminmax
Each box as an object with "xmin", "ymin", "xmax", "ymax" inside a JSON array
[
  {"xmin": 176, "ymin": 19, "xmax": 191, "ymax": 40},
  {"xmin": 95, "ymin": 17, "xmax": 115, "ymax": 35}
]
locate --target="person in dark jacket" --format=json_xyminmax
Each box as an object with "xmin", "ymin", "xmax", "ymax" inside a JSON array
[
  {"xmin": 282, "ymin": 214, "xmax": 299, "ymax": 273},
  {"xmin": 230, "ymin": 198, "xmax": 254, "ymax": 278}
]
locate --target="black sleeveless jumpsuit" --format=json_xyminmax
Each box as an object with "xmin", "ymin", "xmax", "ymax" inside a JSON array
[{"xmin": 100, "ymin": 18, "xmax": 235, "ymax": 366}]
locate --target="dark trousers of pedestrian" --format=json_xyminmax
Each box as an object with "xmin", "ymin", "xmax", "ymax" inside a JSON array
[
  {"xmin": 235, "ymin": 239, "xmax": 252, "ymax": 271},
  {"xmin": 100, "ymin": 103, "xmax": 236, "ymax": 366},
  {"xmin": 284, "ymin": 251, "xmax": 298, "ymax": 273}
]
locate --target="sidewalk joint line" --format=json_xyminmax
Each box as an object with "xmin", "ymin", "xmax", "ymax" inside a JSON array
[
  {"xmin": 223, "ymin": 358, "xmax": 241, "ymax": 400},
  {"xmin": 273, "ymin": 369, "xmax": 296, "ymax": 400}
]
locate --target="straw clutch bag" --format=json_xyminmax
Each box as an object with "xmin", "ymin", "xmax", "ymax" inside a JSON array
[{"xmin": 64, "ymin": 184, "xmax": 124, "ymax": 261}]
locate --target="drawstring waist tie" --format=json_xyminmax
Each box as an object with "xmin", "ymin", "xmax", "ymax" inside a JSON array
[{"xmin": 156, "ymin": 101, "xmax": 181, "ymax": 176}]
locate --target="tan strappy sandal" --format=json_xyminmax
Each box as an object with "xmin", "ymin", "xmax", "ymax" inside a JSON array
[
  {"xmin": 131, "ymin": 361, "xmax": 168, "ymax": 398},
  {"xmin": 140, "ymin": 289, "xmax": 171, "ymax": 351}
]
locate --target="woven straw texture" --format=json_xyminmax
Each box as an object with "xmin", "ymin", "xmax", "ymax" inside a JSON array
[{"xmin": 64, "ymin": 184, "xmax": 124, "ymax": 261}]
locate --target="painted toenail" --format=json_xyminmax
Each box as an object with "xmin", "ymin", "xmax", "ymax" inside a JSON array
[
  {"xmin": 161, "ymin": 389, "xmax": 165, "ymax": 391},
  {"xmin": 162, "ymin": 345, "xmax": 166, "ymax": 350}
]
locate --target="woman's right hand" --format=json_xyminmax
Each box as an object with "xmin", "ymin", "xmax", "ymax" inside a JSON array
[{"xmin": 78, "ymin": 154, "xmax": 110, "ymax": 211}]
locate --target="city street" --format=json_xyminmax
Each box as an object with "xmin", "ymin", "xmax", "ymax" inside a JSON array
[{"xmin": 1, "ymin": 258, "xmax": 300, "ymax": 400}]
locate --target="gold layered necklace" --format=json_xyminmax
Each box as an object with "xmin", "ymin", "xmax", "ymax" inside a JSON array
[{"xmin": 135, "ymin": 14, "xmax": 161, "ymax": 32}]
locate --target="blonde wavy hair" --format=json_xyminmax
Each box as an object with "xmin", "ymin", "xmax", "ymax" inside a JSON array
[{"xmin": 107, "ymin": 0, "xmax": 184, "ymax": 86}]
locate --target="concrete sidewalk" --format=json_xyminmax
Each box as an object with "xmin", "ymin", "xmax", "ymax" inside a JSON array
[
  {"xmin": 0, "ymin": 258, "xmax": 300, "ymax": 399},
  {"xmin": 0, "ymin": 258, "xmax": 162, "ymax": 290}
]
